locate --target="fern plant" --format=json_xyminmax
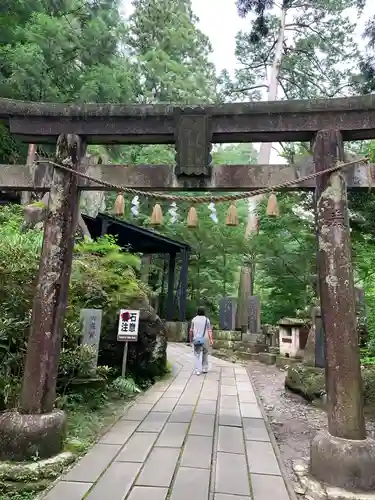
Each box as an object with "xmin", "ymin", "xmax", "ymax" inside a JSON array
[{"xmin": 110, "ymin": 376, "xmax": 141, "ymax": 398}]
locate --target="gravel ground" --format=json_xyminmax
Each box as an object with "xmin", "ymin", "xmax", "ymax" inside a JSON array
[
  {"xmin": 248, "ymin": 361, "xmax": 375, "ymax": 486},
  {"xmin": 248, "ymin": 361, "xmax": 324, "ymax": 482}
]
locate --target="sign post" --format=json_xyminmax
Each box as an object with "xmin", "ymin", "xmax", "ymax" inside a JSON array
[{"xmin": 117, "ymin": 309, "xmax": 140, "ymax": 377}]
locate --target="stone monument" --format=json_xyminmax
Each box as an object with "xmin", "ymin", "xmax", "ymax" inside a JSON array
[
  {"xmin": 247, "ymin": 295, "xmax": 261, "ymax": 334},
  {"xmin": 219, "ymin": 297, "xmax": 237, "ymax": 331},
  {"xmin": 80, "ymin": 308, "xmax": 103, "ymax": 371}
]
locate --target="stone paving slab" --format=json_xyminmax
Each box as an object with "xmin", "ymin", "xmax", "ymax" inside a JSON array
[
  {"xmin": 170, "ymin": 467, "xmax": 210, "ymax": 500},
  {"xmin": 215, "ymin": 495, "xmax": 251, "ymax": 500},
  {"xmin": 137, "ymin": 411, "xmax": 169, "ymax": 432},
  {"xmin": 189, "ymin": 413, "xmax": 215, "ymax": 436},
  {"xmin": 215, "ymin": 452, "xmax": 251, "ymax": 496},
  {"xmin": 44, "ymin": 481, "xmax": 92, "ymax": 500},
  {"xmin": 218, "ymin": 425, "xmax": 246, "ymax": 454},
  {"xmin": 251, "ymin": 473, "xmax": 290, "ymax": 500},
  {"xmin": 122, "ymin": 403, "xmax": 154, "ymax": 421},
  {"xmin": 246, "ymin": 440, "xmax": 282, "ymax": 475},
  {"xmin": 180, "ymin": 434, "xmax": 213, "ymax": 469},
  {"xmin": 99, "ymin": 419, "xmax": 139, "ymax": 445},
  {"xmin": 168, "ymin": 404, "xmax": 195, "ymax": 423},
  {"xmin": 127, "ymin": 486, "xmax": 168, "ymax": 500},
  {"xmin": 196, "ymin": 398, "xmax": 217, "ymax": 414},
  {"xmin": 238, "ymin": 391, "xmax": 258, "ymax": 403},
  {"xmin": 138, "ymin": 391, "xmax": 164, "ymax": 404},
  {"xmin": 117, "ymin": 432, "xmax": 158, "ymax": 462},
  {"xmin": 221, "ymin": 377, "xmax": 236, "ymax": 386},
  {"xmin": 153, "ymin": 396, "xmax": 178, "ymax": 412},
  {"xmin": 219, "ymin": 407, "xmax": 242, "ymax": 427},
  {"xmin": 135, "ymin": 447, "xmax": 180, "ymax": 487},
  {"xmin": 156, "ymin": 422, "xmax": 189, "ymax": 447},
  {"xmin": 85, "ymin": 462, "xmax": 141, "ymax": 500},
  {"xmin": 63, "ymin": 443, "xmax": 122, "ymax": 482},
  {"xmin": 243, "ymin": 418, "xmax": 270, "ymax": 442},
  {"xmin": 240, "ymin": 402, "xmax": 263, "ymax": 419},
  {"xmin": 43, "ymin": 343, "xmax": 292, "ymax": 500}
]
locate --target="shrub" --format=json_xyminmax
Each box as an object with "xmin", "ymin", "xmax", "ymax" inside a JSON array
[{"xmin": 0, "ymin": 205, "xmax": 165, "ymax": 409}]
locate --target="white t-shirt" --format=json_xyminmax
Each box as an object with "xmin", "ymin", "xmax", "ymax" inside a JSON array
[{"xmin": 191, "ymin": 315, "xmax": 210, "ymax": 341}]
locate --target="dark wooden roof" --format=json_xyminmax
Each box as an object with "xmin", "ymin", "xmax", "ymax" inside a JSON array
[{"xmin": 82, "ymin": 213, "xmax": 190, "ymax": 255}]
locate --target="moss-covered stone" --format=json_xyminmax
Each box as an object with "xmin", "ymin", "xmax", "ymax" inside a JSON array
[
  {"xmin": 286, "ymin": 364, "xmax": 375, "ymax": 409},
  {"xmin": 285, "ymin": 364, "xmax": 325, "ymax": 401},
  {"xmin": 214, "ymin": 331, "xmax": 242, "ymax": 341},
  {"xmin": 0, "ymin": 410, "xmax": 67, "ymax": 461},
  {"xmin": 0, "ymin": 452, "xmax": 75, "ymax": 495},
  {"xmin": 0, "ymin": 452, "xmax": 75, "ymax": 482},
  {"xmin": 0, "ymin": 478, "xmax": 50, "ymax": 494},
  {"xmin": 258, "ymin": 352, "xmax": 276, "ymax": 365},
  {"xmin": 99, "ymin": 301, "xmax": 167, "ymax": 385}
]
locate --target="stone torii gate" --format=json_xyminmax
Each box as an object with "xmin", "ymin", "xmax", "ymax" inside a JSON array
[{"xmin": 1, "ymin": 95, "xmax": 375, "ymax": 491}]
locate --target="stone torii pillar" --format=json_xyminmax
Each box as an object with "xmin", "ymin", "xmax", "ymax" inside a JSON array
[
  {"xmin": 310, "ymin": 129, "xmax": 375, "ymax": 490},
  {"xmin": 0, "ymin": 134, "xmax": 85, "ymax": 460}
]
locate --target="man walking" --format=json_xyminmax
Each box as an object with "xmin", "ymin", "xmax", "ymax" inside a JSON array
[{"xmin": 189, "ymin": 307, "xmax": 213, "ymax": 375}]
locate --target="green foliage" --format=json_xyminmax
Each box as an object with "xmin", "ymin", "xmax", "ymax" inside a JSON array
[
  {"xmin": 357, "ymin": 15, "xmax": 375, "ymax": 93},
  {"xmin": 0, "ymin": 0, "xmax": 217, "ymax": 163},
  {"xmin": 222, "ymin": 0, "xmax": 361, "ymax": 101},
  {"xmin": 0, "ymin": 205, "xmax": 147, "ymax": 409},
  {"xmin": 251, "ymin": 193, "xmax": 316, "ymax": 324},
  {"xmin": 150, "ymin": 197, "xmax": 251, "ymax": 319},
  {"xmin": 110, "ymin": 376, "xmax": 141, "ymax": 397},
  {"xmin": 0, "ymin": 0, "xmax": 133, "ymax": 103},
  {"xmin": 0, "ymin": 205, "xmax": 43, "ymax": 408},
  {"xmin": 213, "ymin": 144, "xmax": 258, "ymax": 165},
  {"xmin": 129, "ymin": 0, "xmax": 217, "ymax": 103}
]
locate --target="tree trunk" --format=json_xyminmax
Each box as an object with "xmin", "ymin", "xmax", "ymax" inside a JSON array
[{"xmin": 236, "ymin": 4, "xmax": 287, "ymax": 329}]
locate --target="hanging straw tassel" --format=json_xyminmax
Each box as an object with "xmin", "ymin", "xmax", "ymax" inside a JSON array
[
  {"xmin": 150, "ymin": 203, "xmax": 163, "ymax": 226},
  {"xmin": 226, "ymin": 202, "xmax": 239, "ymax": 226},
  {"xmin": 266, "ymin": 192, "xmax": 279, "ymax": 217},
  {"xmin": 113, "ymin": 193, "xmax": 125, "ymax": 216},
  {"xmin": 187, "ymin": 206, "xmax": 198, "ymax": 228}
]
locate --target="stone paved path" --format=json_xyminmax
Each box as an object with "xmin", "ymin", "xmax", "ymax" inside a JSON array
[{"xmin": 44, "ymin": 343, "xmax": 292, "ymax": 500}]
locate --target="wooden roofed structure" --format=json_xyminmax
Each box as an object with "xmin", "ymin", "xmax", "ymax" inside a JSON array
[{"xmin": 82, "ymin": 213, "xmax": 190, "ymax": 323}]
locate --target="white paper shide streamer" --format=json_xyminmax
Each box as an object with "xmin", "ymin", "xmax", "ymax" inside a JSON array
[
  {"xmin": 208, "ymin": 202, "xmax": 218, "ymax": 223},
  {"xmin": 131, "ymin": 195, "xmax": 139, "ymax": 216},
  {"xmin": 168, "ymin": 202, "xmax": 178, "ymax": 223}
]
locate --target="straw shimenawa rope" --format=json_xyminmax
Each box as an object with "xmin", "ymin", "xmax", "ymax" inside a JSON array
[{"xmin": 37, "ymin": 157, "xmax": 369, "ymax": 205}]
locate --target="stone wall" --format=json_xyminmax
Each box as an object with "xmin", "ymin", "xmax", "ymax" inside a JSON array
[
  {"xmin": 164, "ymin": 322, "xmax": 188, "ymax": 342},
  {"xmin": 211, "ymin": 330, "xmax": 269, "ymax": 361}
]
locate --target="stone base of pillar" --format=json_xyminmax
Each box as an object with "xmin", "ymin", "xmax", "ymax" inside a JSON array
[
  {"xmin": 0, "ymin": 410, "xmax": 66, "ymax": 461},
  {"xmin": 310, "ymin": 430, "xmax": 375, "ymax": 491}
]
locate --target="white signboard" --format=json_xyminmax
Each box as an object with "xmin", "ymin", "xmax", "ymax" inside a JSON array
[{"xmin": 117, "ymin": 309, "xmax": 140, "ymax": 342}]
